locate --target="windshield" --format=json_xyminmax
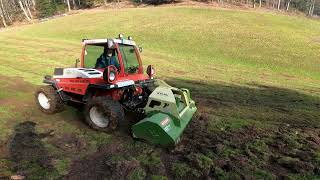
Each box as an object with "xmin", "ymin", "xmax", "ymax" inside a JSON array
[
  {"xmin": 84, "ymin": 45, "xmax": 120, "ymax": 69},
  {"xmin": 118, "ymin": 44, "xmax": 139, "ymax": 74}
]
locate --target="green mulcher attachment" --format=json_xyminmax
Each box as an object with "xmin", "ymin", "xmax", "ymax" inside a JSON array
[{"xmin": 132, "ymin": 82, "xmax": 197, "ymax": 146}]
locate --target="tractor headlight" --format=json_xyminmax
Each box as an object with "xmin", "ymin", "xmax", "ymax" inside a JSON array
[
  {"xmin": 109, "ymin": 71, "xmax": 116, "ymax": 81},
  {"xmin": 103, "ymin": 65, "xmax": 117, "ymax": 83}
]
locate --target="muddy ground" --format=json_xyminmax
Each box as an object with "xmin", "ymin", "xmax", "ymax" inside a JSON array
[
  {"xmin": 5, "ymin": 111, "xmax": 319, "ymax": 179},
  {"xmin": 0, "ymin": 77, "xmax": 319, "ymax": 179},
  {"xmin": 64, "ymin": 115, "xmax": 320, "ymax": 179}
]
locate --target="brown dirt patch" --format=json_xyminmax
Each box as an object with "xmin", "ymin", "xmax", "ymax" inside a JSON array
[
  {"xmin": 311, "ymin": 36, "xmax": 320, "ymax": 43},
  {"xmin": 0, "ymin": 99, "xmax": 31, "ymax": 112},
  {"xmin": 48, "ymin": 133, "xmax": 89, "ymax": 158},
  {"xmin": 8, "ymin": 121, "xmax": 57, "ymax": 179},
  {"xmin": 0, "ymin": 76, "xmax": 35, "ymax": 110},
  {"xmin": 65, "ymin": 141, "xmax": 142, "ymax": 180},
  {"xmin": 0, "ymin": 76, "xmax": 34, "ymax": 93},
  {"xmin": 279, "ymin": 73, "xmax": 296, "ymax": 79},
  {"xmin": 260, "ymin": 72, "xmax": 270, "ymax": 79},
  {"xmin": 172, "ymin": 70, "xmax": 186, "ymax": 75},
  {"xmin": 193, "ymin": 96, "xmax": 226, "ymax": 108}
]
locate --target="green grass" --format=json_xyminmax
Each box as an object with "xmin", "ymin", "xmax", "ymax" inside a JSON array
[
  {"xmin": 171, "ymin": 162, "xmax": 193, "ymax": 179},
  {"xmin": 0, "ymin": 6, "xmax": 319, "ymax": 179},
  {"xmin": 0, "ymin": 7, "xmax": 320, "ymax": 83},
  {"xmin": 128, "ymin": 167, "xmax": 147, "ymax": 180}
]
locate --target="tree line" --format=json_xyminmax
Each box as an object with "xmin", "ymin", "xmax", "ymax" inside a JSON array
[
  {"xmin": 214, "ymin": 0, "xmax": 319, "ymax": 16},
  {"xmin": 0, "ymin": 0, "xmax": 318, "ymax": 28},
  {"xmin": 0, "ymin": 0, "xmax": 95, "ymax": 27}
]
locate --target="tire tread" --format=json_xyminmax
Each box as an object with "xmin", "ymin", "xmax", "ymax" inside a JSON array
[
  {"xmin": 84, "ymin": 96, "xmax": 124, "ymax": 132},
  {"xmin": 35, "ymin": 85, "xmax": 64, "ymax": 114}
]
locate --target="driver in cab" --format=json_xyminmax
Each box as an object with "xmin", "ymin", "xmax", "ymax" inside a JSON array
[{"xmin": 95, "ymin": 47, "xmax": 120, "ymax": 70}]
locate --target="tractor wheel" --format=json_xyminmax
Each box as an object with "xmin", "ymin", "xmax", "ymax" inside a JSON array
[
  {"xmin": 84, "ymin": 96, "xmax": 124, "ymax": 132},
  {"xmin": 35, "ymin": 86, "xmax": 64, "ymax": 114}
]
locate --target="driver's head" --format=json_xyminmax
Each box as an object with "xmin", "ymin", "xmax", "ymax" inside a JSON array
[
  {"xmin": 103, "ymin": 47, "xmax": 113, "ymax": 57},
  {"xmin": 106, "ymin": 49, "xmax": 113, "ymax": 57}
]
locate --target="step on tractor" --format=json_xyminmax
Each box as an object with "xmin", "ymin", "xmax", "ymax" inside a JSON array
[{"xmin": 35, "ymin": 34, "xmax": 197, "ymax": 146}]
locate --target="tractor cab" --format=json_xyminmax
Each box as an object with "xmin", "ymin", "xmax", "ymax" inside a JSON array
[{"xmin": 81, "ymin": 34, "xmax": 154, "ymax": 84}]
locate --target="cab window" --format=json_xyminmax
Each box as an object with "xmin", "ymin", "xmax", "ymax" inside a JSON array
[
  {"xmin": 84, "ymin": 45, "xmax": 120, "ymax": 69},
  {"xmin": 118, "ymin": 44, "xmax": 139, "ymax": 74}
]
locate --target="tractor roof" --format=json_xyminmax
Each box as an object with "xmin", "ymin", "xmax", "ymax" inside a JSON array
[{"xmin": 82, "ymin": 38, "xmax": 136, "ymax": 46}]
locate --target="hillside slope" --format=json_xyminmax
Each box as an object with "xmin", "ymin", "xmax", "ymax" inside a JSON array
[{"xmin": 0, "ymin": 7, "xmax": 319, "ymax": 179}]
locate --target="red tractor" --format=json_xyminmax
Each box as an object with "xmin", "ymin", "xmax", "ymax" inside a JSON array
[{"xmin": 35, "ymin": 34, "xmax": 197, "ymax": 146}]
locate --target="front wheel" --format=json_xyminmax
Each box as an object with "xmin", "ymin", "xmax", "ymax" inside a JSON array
[
  {"xmin": 35, "ymin": 86, "xmax": 64, "ymax": 114},
  {"xmin": 84, "ymin": 96, "xmax": 124, "ymax": 132}
]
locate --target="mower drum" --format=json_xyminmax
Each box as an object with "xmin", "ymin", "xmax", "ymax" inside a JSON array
[{"xmin": 132, "ymin": 86, "xmax": 197, "ymax": 146}]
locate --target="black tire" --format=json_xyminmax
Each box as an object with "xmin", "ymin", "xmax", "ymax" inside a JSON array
[
  {"xmin": 35, "ymin": 85, "xmax": 64, "ymax": 114},
  {"xmin": 84, "ymin": 96, "xmax": 124, "ymax": 132}
]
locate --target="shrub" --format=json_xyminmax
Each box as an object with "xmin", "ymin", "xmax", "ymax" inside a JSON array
[{"xmin": 36, "ymin": 0, "xmax": 57, "ymax": 18}]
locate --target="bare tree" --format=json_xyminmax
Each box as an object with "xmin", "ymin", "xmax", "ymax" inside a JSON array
[
  {"xmin": 24, "ymin": 0, "xmax": 33, "ymax": 19},
  {"xmin": 0, "ymin": 0, "xmax": 10, "ymax": 23},
  {"xmin": 286, "ymin": 0, "xmax": 291, "ymax": 11},
  {"xmin": 308, "ymin": 0, "xmax": 315, "ymax": 16},
  {"xmin": 0, "ymin": 4, "xmax": 7, "ymax": 27},
  {"xmin": 31, "ymin": 0, "xmax": 35, "ymax": 10},
  {"xmin": 259, "ymin": 0, "xmax": 261, "ymax": 7},
  {"xmin": 18, "ymin": 0, "xmax": 31, "ymax": 21},
  {"xmin": 217, "ymin": 0, "xmax": 224, "ymax": 5},
  {"xmin": 66, "ymin": 0, "xmax": 71, "ymax": 11},
  {"xmin": 252, "ymin": 0, "xmax": 255, "ymax": 8},
  {"xmin": 4, "ymin": 0, "xmax": 14, "ymax": 23},
  {"xmin": 72, "ymin": 0, "xmax": 76, "ymax": 9},
  {"xmin": 277, "ymin": 0, "xmax": 281, "ymax": 10}
]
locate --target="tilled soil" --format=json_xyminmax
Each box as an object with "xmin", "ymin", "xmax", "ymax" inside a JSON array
[
  {"xmin": 63, "ymin": 113, "xmax": 320, "ymax": 179},
  {"xmin": 3, "ymin": 114, "xmax": 319, "ymax": 179}
]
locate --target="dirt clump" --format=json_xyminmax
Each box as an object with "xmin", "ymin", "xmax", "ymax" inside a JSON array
[
  {"xmin": 66, "ymin": 141, "xmax": 150, "ymax": 180},
  {"xmin": 274, "ymin": 156, "xmax": 314, "ymax": 173},
  {"xmin": 49, "ymin": 133, "xmax": 88, "ymax": 158},
  {"xmin": 265, "ymin": 126, "xmax": 320, "ymax": 176},
  {"xmin": 66, "ymin": 152, "xmax": 138, "ymax": 179},
  {"xmin": 104, "ymin": 158, "xmax": 141, "ymax": 178}
]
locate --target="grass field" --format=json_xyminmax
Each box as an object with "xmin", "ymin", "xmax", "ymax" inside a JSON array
[{"xmin": 0, "ymin": 6, "xmax": 319, "ymax": 179}]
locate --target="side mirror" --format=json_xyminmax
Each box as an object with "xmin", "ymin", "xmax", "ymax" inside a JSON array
[
  {"xmin": 139, "ymin": 46, "xmax": 143, "ymax": 53},
  {"xmin": 75, "ymin": 58, "xmax": 80, "ymax": 67},
  {"xmin": 146, "ymin": 65, "xmax": 155, "ymax": 78}
]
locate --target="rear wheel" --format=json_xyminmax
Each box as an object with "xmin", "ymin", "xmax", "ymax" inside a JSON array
[
  {"xmin": 84, "ymin": 96, "xmax": 124, "ymax": 132},
  {"xmin": 35, "ymin": 86, "xmax": 64, "ymax": 114}
]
